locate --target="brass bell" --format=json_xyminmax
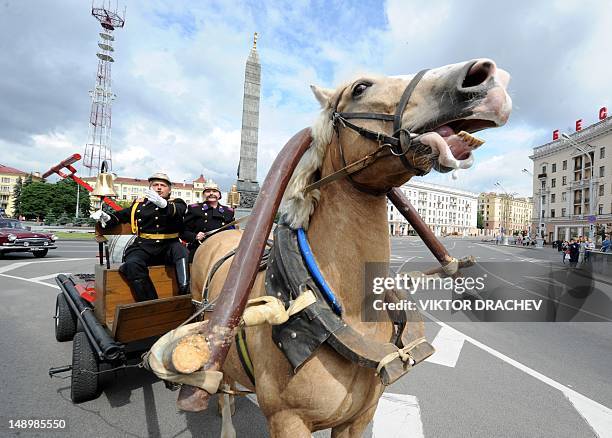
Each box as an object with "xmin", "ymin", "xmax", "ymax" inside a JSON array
[{"xmin": 92, "ymin": 161, "xmax": 117, "ymax": 198}]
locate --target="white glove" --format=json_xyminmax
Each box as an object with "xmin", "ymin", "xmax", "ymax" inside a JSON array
[
  {"xmin": 144, "ymin": 189, "xmax": 168, "ymax": 208},
  {"xmin": 90, "ymin": 209, "xmax": 111, "ymax": 228}
]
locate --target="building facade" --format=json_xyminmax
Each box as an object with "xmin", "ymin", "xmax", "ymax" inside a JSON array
[
  {"xmin": 529, "ymin": 115, "xmax": 612, "ymax": 242},
  {"xmin": 478, "ymin": 192, "xmax": 533, "ymax": 235},
  {"xmin": 387, "ymin": 180, "xmax": 478, "ymax": 236},
  {"xmin": 83, "ymin": 174, "xmax": 226, "ymax": 209},
  {"xmin": 0, "ymin": 165, "xmax": 43, "ymax": 217}
]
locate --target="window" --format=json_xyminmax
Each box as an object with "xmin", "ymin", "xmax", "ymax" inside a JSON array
[
  {"xmin": 562, "ymin": 176, "xmax": 567, "ymax": 185},
  {"xmin": 1, "ymin": 177, "xmax": 10, "ymax": 183},
  {"xmin": 561, "ymin": 208, "xmax": 566, "ymax": 217},
  {"xmin": 550, "ymin": 209, "xmax": 555, "ymax": 218},
  {"xmin": 601, "ymin": 147, "xmax": 606, "ymax": 159},
  {"xmin": 541, "ymin": 181, "xmax": 546, "ymax": 189},
  {"xmin": 599, "ymin": 204, "xmax": 604, "ymax": 215},
  {"xmin": 542, "ymin": 165, "xmax": 547, "ymax": 173},
  {"xmin": 562, "ymin": 192, "xmax": 567, "ymax": 201},
  {"xmin": 563, "ymin": 160, "xmax": 567, "ymax": 170},
  {"xmin": 541, "ymin": 195, "xmax": 546, "ymax": 204},
  {"xmin": 600, "ymin": 166, "xmax": 605, "ymax": 177},
  {"xmin": 551, "ymin": 178, "xmax": 556, "ymax": 188},
  {"xmin": 600, "ymin": 185, "xmax": 605, "ymax": 197},
  {"xmin": 552, "ymin": 163, "xmax": 556, "ymax": 173},
  {"xmin": 551, "ymin": 194, "xmax": 556, "ymax": 203}
]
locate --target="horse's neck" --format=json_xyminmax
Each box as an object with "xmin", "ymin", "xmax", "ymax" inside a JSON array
[{"xmin": 307, "ymin": 177, "xmax": 390, "ymax": 327}]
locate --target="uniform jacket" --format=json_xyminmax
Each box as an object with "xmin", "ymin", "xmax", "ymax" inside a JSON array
[
  {"xmin": 181, "ymin": 203, "xmax": 235, "ymax": 250},
  {"xmin": 108, "ymin": 198, "xmax": 187, "ymax": 255}
]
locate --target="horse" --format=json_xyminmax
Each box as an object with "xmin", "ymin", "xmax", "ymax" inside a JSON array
[{"xmin": 190, "ymin": 58, "xmax": 512, "ymax": 437}]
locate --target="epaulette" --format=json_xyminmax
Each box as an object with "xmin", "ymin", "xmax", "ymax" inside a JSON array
[
  {"xmin": 226, "ymin": 206, "xmax": 234, "ymax": 212},
  {"xmin": 189, "ymin": 203, "xmax": 199, "ymax": 208},
  {"xmin": 202, "ymin": 204, "xmax": 209, "ymax": 211},
  {"xmin": 218, "ymin": 206, "xmax": 224, "ymax": 213}
]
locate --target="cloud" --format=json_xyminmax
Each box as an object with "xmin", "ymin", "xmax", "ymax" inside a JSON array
[{"xmin": 0, "ymin": 0, "xmax": 609, "ymax": 201}]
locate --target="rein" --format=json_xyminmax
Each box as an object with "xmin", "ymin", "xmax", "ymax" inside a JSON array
[{"xmin": 304, "ymin": 69, "xmax": 430, "ymax": 196}]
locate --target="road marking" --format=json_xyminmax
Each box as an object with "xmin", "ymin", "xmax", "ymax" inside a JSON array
[
  {"xmin": 373, "ymin": 393, "xmax": 424, "ymax": 438},
  {"xmin": 29, "ymin": 273, "xmax": 70, "ymax": 281},
  {"xmin": 0, "ymin": 273, "xmax": 60, "ymax": 289},
  {"xmin": 422, "ymin": 311, "xmax": 612, "ymax": 438},
  {"xmin": 0, "ymin": 258, "xmax": 91, "ymax": 274},
  {"xmin": 425, "ymin": 325, "xmax": 465, "ymax": 367}
]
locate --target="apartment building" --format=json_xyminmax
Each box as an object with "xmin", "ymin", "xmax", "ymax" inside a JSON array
[
  {"xmin": 387, "ymin": 180, "xmax": 478, "ymax": 236},
  {"xmin": 478, "ymin": 192, "xmax": 533, "ymax": 235},
  {"xmin": 529, "ymin": 115, "xmax": 612, "ymax": 242},
  {"xmin": 0, "ymin": 164, "xmax": 43, "ymax": 217}
]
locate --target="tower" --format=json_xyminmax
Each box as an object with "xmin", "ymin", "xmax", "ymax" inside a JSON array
[
  {"xmin": 82, "ymin": 1, "xmax": 125, "ymax": 175},
  {"xmin": 236, "ymin": 32, "xmax": 261, "ymax": 210}
]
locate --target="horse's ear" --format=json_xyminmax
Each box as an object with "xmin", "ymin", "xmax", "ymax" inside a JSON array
[{"xmin": 310, "ymin": 85, "xmax": 334, "ymax": 108}]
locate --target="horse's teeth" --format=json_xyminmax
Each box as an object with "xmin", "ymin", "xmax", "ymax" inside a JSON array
[{"xmin": 458, "ymin": 131, "xmax": 484, "ymax": 148}]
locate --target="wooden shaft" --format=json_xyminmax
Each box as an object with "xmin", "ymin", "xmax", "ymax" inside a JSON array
[
  {"xmin": 387, "ymin": 188, "xmax": 452, "ymax": 265},
  {"xmin": 176, "ymin": 128, "xmax": 313, "ymax": 412}
]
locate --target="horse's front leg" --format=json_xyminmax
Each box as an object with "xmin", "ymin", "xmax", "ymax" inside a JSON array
[
  {"xmin": 330, "ymin": 403, "xmax": 377, "ymax": 438},
  {"xmin": 267, "ymin": 410, "xmax": 312, "ymax": 438}
]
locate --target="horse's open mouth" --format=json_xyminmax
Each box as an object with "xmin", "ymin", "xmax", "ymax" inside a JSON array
[{"xmin": 419, "ymin": 118, "xmax": 497, "ymax": 172}]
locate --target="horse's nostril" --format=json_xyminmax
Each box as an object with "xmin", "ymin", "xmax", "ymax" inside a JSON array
[{"xmin": 462, "ymin": 60, "xmax": 495, "ymax": 88}]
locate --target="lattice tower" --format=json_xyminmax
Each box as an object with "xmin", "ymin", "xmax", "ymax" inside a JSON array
[{"xmin": 82, "ymin": 1, "xmax": 125, "ymax": 175}]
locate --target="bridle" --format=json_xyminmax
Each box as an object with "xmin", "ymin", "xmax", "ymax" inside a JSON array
[{"xmin": 304, "ymin": 69, "xmax": 430, "ymax": 196}]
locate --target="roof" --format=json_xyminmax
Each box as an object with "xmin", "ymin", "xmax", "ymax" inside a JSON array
[
  {"xmin": 83, "ymin": 176, "xmax": 195, "ymax": 189},
  {"xmin": 0, "ymin": 164, "xmax": 28, "ymax": 175},
  {"xmin": 193, "ymin": 174, "xmax": 206, "ymax": 183}
]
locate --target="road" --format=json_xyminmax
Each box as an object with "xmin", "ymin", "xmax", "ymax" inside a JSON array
[{"xmin": 0, "ymin": 238, "xmax": 610, "ymax": 437}]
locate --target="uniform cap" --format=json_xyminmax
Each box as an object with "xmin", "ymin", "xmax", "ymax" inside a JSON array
[
  {"xmin": 203, "ymin": 180, "xmax": 221, "ymax": 199},
  {"xmin": 148, "ymin": 172, "xmax": 172, "ymax": 186}
]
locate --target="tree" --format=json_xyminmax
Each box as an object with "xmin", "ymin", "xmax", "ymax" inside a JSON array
[
  {"xmin": 477, "ymin": 212, "xmax": 484, "ymax": 229},
  {"xmin": 23, "ymin": 173, "xmax": 33, "ymax": 187},
  {"xmin": 20, "ymin": 182, "xmax": 55, "ymax": 220},
  {"xmin": 49, "ymin": 179, "xmax": 91, "ymax": 218},
  {"xmin": 11, "ymin": 176, "xmax": 23, "ymax": 218}
]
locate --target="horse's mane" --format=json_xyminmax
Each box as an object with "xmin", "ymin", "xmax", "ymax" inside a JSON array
[{"xmin": 280, "ymin": 107, "xmax": 334, "ymax": 230}]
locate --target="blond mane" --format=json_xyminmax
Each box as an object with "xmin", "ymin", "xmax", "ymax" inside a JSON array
[{"xmin": 279, "ymin": 108, "xmax": 334, "ymax": 230}]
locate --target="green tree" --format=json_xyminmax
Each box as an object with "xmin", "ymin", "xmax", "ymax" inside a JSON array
[
  {"xmin": 477, "ymin": 212, "xmax": 484, "ymax": 229},
  {"xmin": 11, "ymin": 176, "xmax": 23, "ymax": 218},
  {"xmin": 23, "ymin": 173, "xmax": 33, "ymax": 187},
  {"xmin": 49, "ymin": 179, "xmax": 91, "ymax": 218},
  {"xmin": 20, "ymin": 182, "xmax": 55, "ymax": 219}
]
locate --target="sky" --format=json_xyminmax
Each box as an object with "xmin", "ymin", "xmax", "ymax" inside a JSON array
[{"xmin": 1, "ymin": 0, "xmax": 610, "ymax": 197}]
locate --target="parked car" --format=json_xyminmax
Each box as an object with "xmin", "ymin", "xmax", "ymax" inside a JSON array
[{"xmin": 0, "ymin": 218, "xmax": 57, "ymax": 258}]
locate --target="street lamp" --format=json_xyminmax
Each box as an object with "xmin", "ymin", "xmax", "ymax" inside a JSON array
[
  {"xmin": 561, "ymin": 133, "xmax": 595, "ymax": 239},
  {"xmin": 522, "ymin": 169, "xmax": 538, "ymax": 238},
  {"xmin": 494, "ymin": 181, "xmax": 517, "ymax": 244}
]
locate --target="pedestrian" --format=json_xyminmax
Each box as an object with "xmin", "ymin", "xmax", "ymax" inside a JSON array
[
  {"xmin": 585, "ymin": 238, "xmax": 595, "ymax": 262},
  {"xmin": 568, "ymin": 238, "xmax": 580, "ymax": 268},
  {"xmin": 602, "ymin": 236, "xmax": 611, "ymax": 252}
]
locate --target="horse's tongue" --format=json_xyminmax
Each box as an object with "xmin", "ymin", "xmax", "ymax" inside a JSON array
[{"xmin": 433, "ymin": 126, "xmax": 483, "ymax": 160}]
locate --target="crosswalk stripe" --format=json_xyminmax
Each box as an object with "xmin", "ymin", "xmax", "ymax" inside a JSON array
[
  {"xmin": 425, "ymin": 326, "xmax": 465, "ymax": 368},
  {"xmin": 373, "ymin": 393, "xmax": 424, "ymax": 438}
]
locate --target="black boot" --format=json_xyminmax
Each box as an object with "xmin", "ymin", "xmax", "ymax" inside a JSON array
[
  {"xmin": 175, "ymin": 257, "xmax": 190, "ymax": 295},
  {"xmin": 131, "ymin": 277, "xmax": 158, "ymax": 302}
]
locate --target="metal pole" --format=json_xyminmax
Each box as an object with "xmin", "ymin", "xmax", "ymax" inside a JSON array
[{"xmin": 75, "ymin": 184, "xmax": 80, "ymax": 218}]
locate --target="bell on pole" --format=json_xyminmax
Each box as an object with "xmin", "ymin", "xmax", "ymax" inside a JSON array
[{"xmin": 92, "ymin": 160, "xmax": 117, "ymax": 198}]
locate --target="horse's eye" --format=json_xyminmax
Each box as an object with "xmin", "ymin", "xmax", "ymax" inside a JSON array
[{"xmin": 352, "ymin": 82, "xmax": 370, "ymax": 97}]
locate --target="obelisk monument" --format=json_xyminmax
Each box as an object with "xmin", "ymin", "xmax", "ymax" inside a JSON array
[{"xmin": 236, "ymin": 32, "xmax": 261, "ymax": 215}]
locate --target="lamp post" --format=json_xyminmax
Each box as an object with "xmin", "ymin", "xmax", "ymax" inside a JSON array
[
  {"xmin": 561, "ymin": 133, "xmax": 595, "ymax": 239},
  {"xmin": 522, "ymin": 168, "xmax": 539, "ymax": 240},
  {"xmin": 494, "ymin": 181, "xmax": 517, "ymax": 245}
]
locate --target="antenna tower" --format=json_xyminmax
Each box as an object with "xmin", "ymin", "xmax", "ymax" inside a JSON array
[{"xmin": 83, "ymin": 1, "xmax": 125, "ymax": 175}]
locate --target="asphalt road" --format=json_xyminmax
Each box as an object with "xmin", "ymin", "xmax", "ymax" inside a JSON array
[{"xmin": 0, "ymin": 238, "xmax": 610, "ymax": 437}]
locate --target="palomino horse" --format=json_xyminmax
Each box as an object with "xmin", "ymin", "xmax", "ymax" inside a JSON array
[{"xmin": 190, "ymin": 59, "xmax": 512, "ymax": 437}]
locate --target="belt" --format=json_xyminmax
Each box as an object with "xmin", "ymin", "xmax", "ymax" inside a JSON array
[{"xmin": 138, "ymin": 233, "xmax": 179, "ymax": 240}]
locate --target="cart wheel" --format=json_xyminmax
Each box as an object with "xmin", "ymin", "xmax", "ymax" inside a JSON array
[
  {"xmin": 33, "ymin": 249, "xmax": 48, "ymax": 258},
  {"xmin": 71, "ymin": 332, "xmax": 99, "ymax": 403},
  {"xmin": 55, "ymin": 293, "xmax": 77, "ymax": 342}
]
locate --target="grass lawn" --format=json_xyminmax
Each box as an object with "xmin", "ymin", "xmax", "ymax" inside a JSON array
[{"xmin": 54, "ymin": 231, "xmax": 96, "ymax": 240}]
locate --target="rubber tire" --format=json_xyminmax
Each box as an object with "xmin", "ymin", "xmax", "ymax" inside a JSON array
[
  {"xmin": 33, "ymin": 249, "xmax": 48, "ymax": 258},
  {"xmin": 55, "ymin": 293, "xmax": 77, "ymax": 342},
  {"xmin": 71, "ymin": 332, "xmax": 100, "ymax": 403}
]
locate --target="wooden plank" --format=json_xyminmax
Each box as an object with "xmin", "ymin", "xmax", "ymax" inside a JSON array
[
  {"xmin": 94, "ymin": 264, "xmax": 180, "ymax": 327},
  {"xmin": 112, "ymin": 296, "xmax": 193, "ymax": 343}
]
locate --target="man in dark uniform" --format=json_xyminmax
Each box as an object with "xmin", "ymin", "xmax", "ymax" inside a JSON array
[
  {"xmin": 90, "ymin": 172, "xmax": 190, "ymax": 301},
  {"xmin": 181, "ymin": 180, "xmax": 235, "ymax": 262}
]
